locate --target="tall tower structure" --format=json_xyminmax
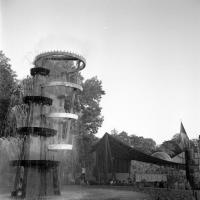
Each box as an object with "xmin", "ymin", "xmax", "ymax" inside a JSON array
[{"xmin": 11, "ymin": 51, "xmax": 85, "ymax": 199}]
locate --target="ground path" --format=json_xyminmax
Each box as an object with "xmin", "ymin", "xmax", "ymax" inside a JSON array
[{"xmin": 0, "ymin": 185, "xmax": 151, "ymax": 200}]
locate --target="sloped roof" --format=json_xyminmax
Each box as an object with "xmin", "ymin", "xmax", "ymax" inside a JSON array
[
  {"xmin": 92, "ymin": 133, "xmax": 185, "ymax": 169},
  {"xmin": 152, "ymin": 152, "xmax": 172, "ymax": 161}
]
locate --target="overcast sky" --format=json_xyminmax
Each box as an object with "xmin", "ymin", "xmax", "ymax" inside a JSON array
[{"xmin": 1, "ymin": 0, "xmax": 200, "ymax": 144}]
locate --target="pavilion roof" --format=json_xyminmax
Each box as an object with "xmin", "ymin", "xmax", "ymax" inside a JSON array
[{"xmin": 92, "ymin": 133, "xmax": 185, "ymax": 169}]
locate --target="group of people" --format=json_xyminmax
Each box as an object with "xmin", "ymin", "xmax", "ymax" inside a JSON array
[{"xmin": 109, "ymin": 177, "xmax": 133, "ymax": 186}]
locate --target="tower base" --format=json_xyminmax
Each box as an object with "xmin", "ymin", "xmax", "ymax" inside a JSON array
[{"xmin": 11, "ymin": 161, "xmax": 60, "ymax": 199}]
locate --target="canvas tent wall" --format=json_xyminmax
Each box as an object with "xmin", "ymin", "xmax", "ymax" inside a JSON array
[{"xmin": 92, "ymin": 133, "xmax": 185, "ymax": 183}]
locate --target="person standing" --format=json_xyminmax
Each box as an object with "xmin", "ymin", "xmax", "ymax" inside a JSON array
[{"xmin": 81, "ymin": 167, "xmax": 86, "ymax": 184}]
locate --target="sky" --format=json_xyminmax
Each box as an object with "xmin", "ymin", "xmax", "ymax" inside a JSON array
[{"xmin": 1, "ymin": 0, "xmax": 200, "ymax": 144}]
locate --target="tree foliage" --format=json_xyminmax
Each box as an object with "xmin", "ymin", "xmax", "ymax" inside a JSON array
[
  {"xmin": 0, "ymin": 51, "xmax": 17, "ymax": 137},
  {"xmin": 74, "ymin": 76, "xmax": 105, "ymax": 169},
  {"xmin": 157, "ymin": 134, "xmax": 196, "ymax": 157},
  {"xmin": 156, "ymin": 140, "xmax": 182, "ymax": 157},
  {"xmin": 78, "ymin": 76, "xmax": 105, "ymax": 135},
  {"xmin": 129, "ymin": 135, "xmax": 156, "ymax": 154},
  {"xmin": 111, "ymin": 130, "xmax": 156, "ymax": 155}
]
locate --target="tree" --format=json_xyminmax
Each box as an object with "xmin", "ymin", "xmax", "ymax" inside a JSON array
[
  {"xmin": 157, "ymin": 140, "xmax": 182, "ymax": 157},
  {"xmin": 0, "ymin": 51, "xmax": 17, "ymax": 137},
  {"xmin": 158, "ymin": 137, "xmax": 197, "ymax": 157},
  {"xmin": 77, "ymin": 76, "xmax": 105, "ymax": 135},
  {"xmin": 129, "ymin": 135, "xmax": 156, "ymax": 154},
  {"xmin": 157, "ymin": 123, "xmax": 193, "ymax": 157},
  {"xmin": 72, "ymin": 76, "xmax": 105, "ymax": 174},
  {"xmin": 111, "ymin": 130, "xmax": 130, "ymax": 145},
  {"xmin": 111, "ymin": 130, "xmax": 156, "ymax": 155},
  {"xmin": 110, "ymin": 129, "xmax": 118, "ymax": 136}
]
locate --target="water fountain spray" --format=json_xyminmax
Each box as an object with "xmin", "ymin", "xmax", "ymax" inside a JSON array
[{"xmin": 11, "ymin": 51, "xmax": 85, "ymax": 199}]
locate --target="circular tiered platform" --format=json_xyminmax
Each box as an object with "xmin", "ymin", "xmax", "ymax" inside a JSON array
[
  {"xmin": 17, "ymin": 127, "xmax": 57, "ymax": 137},
  {"xmin": 48, "ymin": 144, "xmax": 73, "ymax": 151},
  {"xmin": 45, "ymin": 81, "xmax": 83, "ymax": 91},
  {"xmin": 10, "ymin": 160, "xmax": 59, "ymax": 170},
  {"xmin": 30, "ymin": 67, "xmax": 50, "ymax": 76},
  {"xmin": 47, "ymin": 113, "xmax": 78, "ymax": 119},
  {"xmin": 23, "ymin": 96, "xmax": 53, "ymax": 105}
]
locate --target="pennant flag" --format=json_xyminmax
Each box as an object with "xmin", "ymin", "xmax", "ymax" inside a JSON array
[{"xmin": 177, "ymin": 122, "xmax": 190, "ymax": 150}]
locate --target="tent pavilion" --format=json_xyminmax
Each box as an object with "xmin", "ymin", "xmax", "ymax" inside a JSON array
[{"xmin": 91, "ymin": 133, "xmax": 185, "ymax": 183}]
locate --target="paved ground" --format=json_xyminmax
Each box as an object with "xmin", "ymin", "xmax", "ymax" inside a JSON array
[{"xmin": 0, "ymin": 185, "xmax": 151, "ymax": 200}]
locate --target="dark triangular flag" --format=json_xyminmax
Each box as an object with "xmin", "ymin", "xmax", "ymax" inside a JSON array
[
  {"xmin": 180, "ymin": 122, "xmax": 187, "ymax": 134},
  {"xmin": 178, "ymin": 122, "xmax": 190, "ymax": 150}
]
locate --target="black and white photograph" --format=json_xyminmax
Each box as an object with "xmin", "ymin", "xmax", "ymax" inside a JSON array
[{"xmin": 0, "ymin": 0, "xmax": 200, "ymax": 199}]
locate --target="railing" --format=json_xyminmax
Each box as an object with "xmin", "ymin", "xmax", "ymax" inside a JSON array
[
  {"xmin": 21, "ymin": 72, "xmax": 82, "ymax": 97},
  {"xmin": 46, "ymin": 72, "xmax": 82, "ymax": 86}
]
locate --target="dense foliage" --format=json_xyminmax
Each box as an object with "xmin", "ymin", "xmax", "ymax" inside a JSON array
[
  {"xmin": 111, "ymin": 130, "xmax": 156, "ymax": 155},
  {"xmin": 157, "ymin": 137, "xmax": 197, "ymax": 157},
  {"xmin": 78, "ymin": 76, "xmax": 105, "ymax": 135},
  {"xmin": 74, "ymin": 76, "xmax": 105, "ymax": 173},
  {"xmin": 0, "ymin": 51, "xmax": 18, "ymax": 137}
]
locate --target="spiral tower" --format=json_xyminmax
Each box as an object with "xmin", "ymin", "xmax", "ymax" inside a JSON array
[{"xmin": 11, "ymin": 51, "xmax": 85, "ymax": 199}]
